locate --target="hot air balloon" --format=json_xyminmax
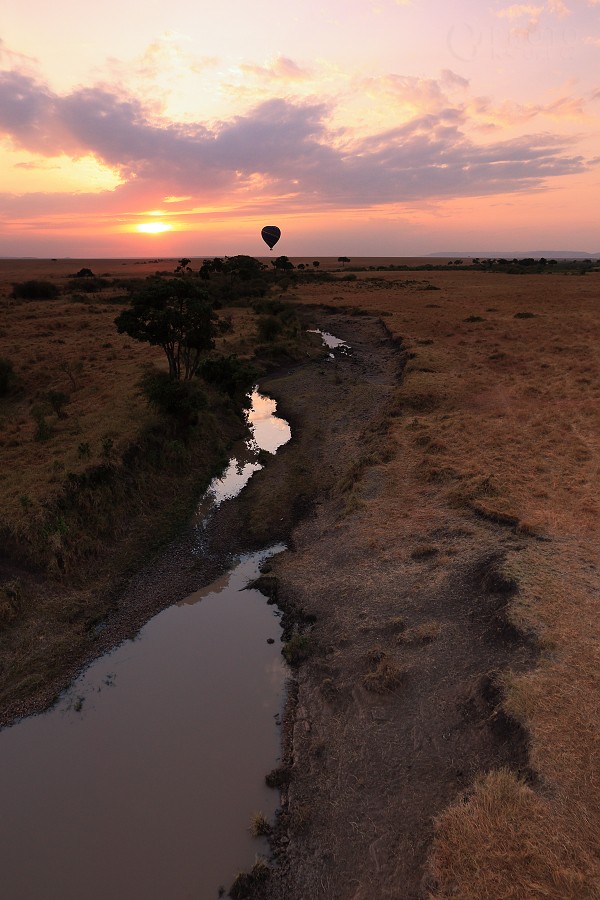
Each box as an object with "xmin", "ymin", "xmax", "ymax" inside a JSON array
[{"xmin": 261, "ymin": 225, "xmax": 281, "ymax": 251}]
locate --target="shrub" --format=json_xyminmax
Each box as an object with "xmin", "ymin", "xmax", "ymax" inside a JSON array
[
  {"xmin": 140, "ymin": 369, "xmax": 207, "ymax": 426},
  {"xmin": 199, "ymin": 354, "xmax": 258, "ymax": 400},
  {"xmin": 257, "ymin": 315, "xmax": 283, "ymax": 342},
  {"xmin": 101, "ymin": 437, "xmax": 114, "ymax": 458},
  {"xmin": 265, "ymin": 766, "xmax": 293, "ymax": 788},
  {"xmin": 229, "ymin": 860, "xmax": 270, "ymax": 899},
  {"xmin": 282, "ymin": 633, "xmax": 313, "ymax": 665},
  {"xmin": 363, "ymin": 657, "xmax": 406, "ymax": 693},
  {"xmin": 31, "ymin": 404, "xmax": 52, "ymax": 441},
  {"xmin": 67, "ymin": 277, "xmax": 110, "ymax": 293},
  {"xmin": 0, "ymin": 580, "xmax": 22, "ymax": 628},
  {"xmin": 0, "ymin": 358, "xmax": 14, "ymax": 396},
  {"xmin": 45, "ymin": 390, "xmax": 69, "ymax": 418},
  {"xmin": 11, "ymin": 280, "xmax": 60, "ymax": 300},
  {"xmin": 249, "ymin": 812, "xmax": 271, "ymax": 837}
]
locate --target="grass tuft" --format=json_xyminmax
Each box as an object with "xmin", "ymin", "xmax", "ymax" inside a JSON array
[{"xmin": 249, "ymin": 812, "xmax": 271, "ymax": 837}]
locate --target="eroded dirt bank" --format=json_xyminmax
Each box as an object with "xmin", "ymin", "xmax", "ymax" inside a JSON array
[{"xmin": 234, "ymin": 309, "xmax": 538, "ymax": 899}]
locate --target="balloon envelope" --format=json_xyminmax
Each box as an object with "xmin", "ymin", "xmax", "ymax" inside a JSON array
[{"xmin": 261, "ymin": 225, "xmax": 281, "ymax": 250}]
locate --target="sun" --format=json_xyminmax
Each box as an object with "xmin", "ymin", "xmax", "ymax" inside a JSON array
[{"xmin": 136, "ymin": 222, "xmax": 173, "ymax": 234}]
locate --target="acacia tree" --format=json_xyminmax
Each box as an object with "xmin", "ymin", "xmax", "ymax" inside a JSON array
[
  {"xmin": 115, "ymin": 278, "xmax": 217, "ymax": 380},
  {"xmin": 272, "ymin": 255, "xmax": 294, "ymax": 271}
]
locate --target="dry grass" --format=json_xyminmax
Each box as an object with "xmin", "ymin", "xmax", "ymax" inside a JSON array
[
  {"xmin": 400, "ymin": 621, "xmax": 443, "ymax": 644},
  {"xmin": 249, "ymin": 811, "xmax": 271, "ymax": 837},
  {"xmin": 363, "ymin": 653, "xmax": 406, "ymax": 693},
  {"xmin": 0, "ymin": 261, "xmax": 258, "ymax": 548},
  {"xmin": 292, "ymin": 268, "xmax": 600, "ymax": 897},
  {"xmin": 429, "ymin": 769, "xmax": 599, "ymax": 899}
]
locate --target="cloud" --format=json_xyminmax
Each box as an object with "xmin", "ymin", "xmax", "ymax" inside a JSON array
[
  {"xmin": 240, "ymin": 55, "xmax": 312, "ymax": 82},
  {"xmin": 0, "ymin": 39, "xmax": 38, "ymax": 71},
  {"xmin": 440, "ymin": 70, "xmax": 470, "ymax": 90},
  {"xmin": 496, "ymin": 1, "xmax": 571, "ymax": 36},
  {"xmin": 360, "ymin": 71, "xmax": 469, "ymax": 124},
  {"xmin": 0, "ymin": 66, "xmax": 593, "ymax": 218},
  {"xmin": 546, "ymin": 0, "xmax": 570, "ymax": 15},
  {"xmin": 473, "ymin": 93, "xmax": 588, "ymax": 125}
]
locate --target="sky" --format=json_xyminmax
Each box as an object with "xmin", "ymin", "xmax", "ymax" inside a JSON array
[{"xmin": 1, "ymin": 0, "xmax": 599, "ymax": 257}]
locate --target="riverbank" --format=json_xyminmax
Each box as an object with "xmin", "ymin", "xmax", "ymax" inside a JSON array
[
  {"xmin": 0, "ymin": 269, "xmax": 310, "ymax": 726},
  {"xmin": 220, "ymin": 306, "xmax": 538, "ymax": 898},
  {"xmin": 254, "ymin": 273, "xmax": 600, "ymax": 899}
]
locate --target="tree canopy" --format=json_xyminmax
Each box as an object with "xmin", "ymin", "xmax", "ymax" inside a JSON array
[{"xmin": 114, "ymin": 278, "xmax": 217, "ymax": 380}]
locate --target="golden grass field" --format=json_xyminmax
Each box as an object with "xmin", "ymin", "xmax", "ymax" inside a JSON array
[
  {"xmin": 1, "ymin": 257, "xmax": 599, "ymax": 896},
  {"xmin": 0, "ymin": 260, "xmax": 259, "ymax": 538}
]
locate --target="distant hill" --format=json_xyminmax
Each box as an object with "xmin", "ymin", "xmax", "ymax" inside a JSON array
[{"xmin": 429, "ymin": 251, "xmax": 599, "ymax": 259}]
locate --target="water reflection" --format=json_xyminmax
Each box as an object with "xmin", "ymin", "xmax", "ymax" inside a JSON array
[
  {"xmin": 0, "ymin": 548, "xmax": 287, "ymax": 900},
  {"xmin": 307, "ymin": 328, "xmax": 352, "ymax": 359},
  {"xmin": 248, "ymin": 392, "xmax": 290, "ymax": 454},
  {"xmin": 204, "ymin": 390, "xmax": 290, "ymax": 509}
]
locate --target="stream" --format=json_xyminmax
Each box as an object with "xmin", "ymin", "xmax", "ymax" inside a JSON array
[
  {"xmin": 0, "ymin": 391, "xmax": 291, "ymax": 900},
  {"xmin": 0, "ymin": 331, "xmax": 346, "ymax": 899}
]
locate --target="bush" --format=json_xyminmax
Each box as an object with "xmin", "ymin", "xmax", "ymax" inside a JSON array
[
  {"xmin": 199, "ymin": 355, "xmax": 258, "ymax": 400},
  {"xmin": 31, "ymin": 404, "xmax": 52, "ymax": 441},
  {"xmin": 0, "ymin": 358, "xmax": 14, "ymax": 396},
  {"xmin": 11, "ymin": 280, "xmax": 60, "ymax": 300},
  {"xmin": 67, "ymin": 277, "xmax": 111, "ymax": 293},
  {"xmin": 140, "ymin": 370, "xmax": 207, "ymax": 427},
  {"xmin": 282, "ymin": 633, "xmax": 313, "ymax": 665},
  {"xmin": 45, "ymin": 390, "xmax": 69, "ymax": 418},
  {"xmin": 257, "ymin": 315, "xmax": 283, "ymax": 342}
]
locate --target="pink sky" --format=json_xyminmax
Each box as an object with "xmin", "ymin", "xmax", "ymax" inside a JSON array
[{"xmin": 1, "ymin": 0, "xmax": 599, "ymax": 256}]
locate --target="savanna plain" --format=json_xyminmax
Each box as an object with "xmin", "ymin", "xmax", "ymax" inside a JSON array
[{"xmin": 0, "ymin": 256, "xmax": 599, "ymax": 899}]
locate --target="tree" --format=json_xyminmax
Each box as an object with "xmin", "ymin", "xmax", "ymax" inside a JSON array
[
  {"xmin": 115, "ymin": 278, "xmax": 217, "ymax": 380},
  {"xmin": 272, "ymin": 255, "xmax": 294, "ymax": 271},
  {"xmin": 312, "ymin": 261, "xmax": 320, "ymax": 269},
  {"xmin": 338, "ymin": 256, "xmax": 351, "ymax": 266},
  {"xmin": 174, "ymin": 258, "xmax": 192, "ymax": 274},
  {"xmin": 224, "ymin": 255, "xmax": 265, "ymax": 280}
]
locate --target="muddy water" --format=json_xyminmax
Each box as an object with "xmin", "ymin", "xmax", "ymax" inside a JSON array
[{"xmin": 0, "ymin": 391, "xmax": 291, "ymax": 900}]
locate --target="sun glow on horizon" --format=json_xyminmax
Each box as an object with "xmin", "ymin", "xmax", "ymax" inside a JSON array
[{"xmin": 136, "ymin": 222, "xmax": 173, "ymax": 234}]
